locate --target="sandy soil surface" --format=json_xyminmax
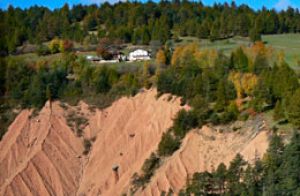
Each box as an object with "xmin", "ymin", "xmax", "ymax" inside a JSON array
[
  {"xmin": 0, "ymin": 89, "xmax": 184, "ymax": 196},
  {"xmin": 0, "ymin": 89, "xmax": 270, "ymax": 196},
  {"xmin": 0, "ymin": 101, "xmax": 84, "ymax": 196}
]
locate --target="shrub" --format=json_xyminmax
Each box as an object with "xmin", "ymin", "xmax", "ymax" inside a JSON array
[
  {"xmin": 83, "ymin": 139, "xmax": 92, "ymax": 155},
  {"xmin": 173, "ymin": 110, "xmax": 198, "ymax": 137},
  {"xmin": 158, "ymin": 131, "xmax": 181, "ymax": 156},
  {"xmin": 209, "ymin": 112, "xmax": 220, "ymax": 125},
  {"xmin": 220, "ymin": 102, "xmax": 239, "ymax": 124},
  {"xmin": 66, "ymin": 111, "xmax": 88, "ymax": 136},
  {"xmin": 36, "ymin": 44, "xmax": 50, "ymax": 56},
  {"xmin": 131, "ymin": 153, "xmax": 160, "ymax": 192},
  {"xmin": 142, "ymin": 153, "xmax": 160, "ymax": 176}
]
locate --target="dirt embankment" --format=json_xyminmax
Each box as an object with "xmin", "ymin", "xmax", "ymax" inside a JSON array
[
  {"xmin": 0, "ymin": 89, "xmax": 270, "ymax": 196},
  {"xmin": 137, "ymin": 118, "xmax": 270, "ymax": 195},
  {"xmin": 0, "ymin": 89, "xmax": 184, "ymax": 196}
]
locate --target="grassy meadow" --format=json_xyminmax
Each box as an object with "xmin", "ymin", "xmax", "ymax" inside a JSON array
[{"xmin": 176, "ymin": 34, "xmax": 300, "ymax": 69}]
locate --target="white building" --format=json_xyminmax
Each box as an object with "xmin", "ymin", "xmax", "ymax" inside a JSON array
[
  {"xmin": 128, "ymin": 49, "xmax": 151, "ymax": 61},
  {"xmin": 86, "ymin": 55, "xmax": 101, "ymax": 61}
]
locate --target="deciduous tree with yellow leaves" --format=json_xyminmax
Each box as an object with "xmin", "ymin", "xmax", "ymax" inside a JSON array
[{"xmin": 156, "ymin": 49, "xmax": 166, "ymax": 65}]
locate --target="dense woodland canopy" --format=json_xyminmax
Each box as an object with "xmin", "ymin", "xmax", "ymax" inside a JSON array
[{"xmin": 2, "ymin": 1, "xmax": 300, "ymax": 54}]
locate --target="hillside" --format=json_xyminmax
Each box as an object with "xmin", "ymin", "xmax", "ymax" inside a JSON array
[
  {"xmin": 0, "ymin": 89, "xmax": 184, "ymax": 195},
  {"xmin": 137, "ymin": 120, "xmax": 269, "ymax": 195},
  {"xmin": 0, "ymin": 89, "xmax": 273, "ymax": 196}
]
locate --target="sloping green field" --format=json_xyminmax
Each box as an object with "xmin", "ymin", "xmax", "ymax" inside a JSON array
[
  {"xmin": 177, "ymin": 34, "xmax": 300, "ymax": 69},
  {"xmin": 263, "ymin": 34, "xmax": 300, "ymax": 68}
]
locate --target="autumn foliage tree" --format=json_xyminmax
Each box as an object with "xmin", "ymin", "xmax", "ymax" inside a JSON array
[
  {"xmin": 155, "ymin": 49, "xmax": 166, "ymax": 65},
  {"xmin": 229, "ymin": 72, "xmax": 258, "ymax": 99},
  {"xmin": 60, "ymin": 40, "xmax": 73, "ymax": 53},
  {"xmin": 49, "ymin": 38, "xmax": 61, "ymax": 54}
]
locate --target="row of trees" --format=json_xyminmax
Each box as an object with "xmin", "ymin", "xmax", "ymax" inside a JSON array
[
  {"xmin": 2, "ymin": 1, "xmax": 300, "ymax": 54},
  {"xmin": 181, "ymin": 131, "xmax": 300, "ymax": 195}
]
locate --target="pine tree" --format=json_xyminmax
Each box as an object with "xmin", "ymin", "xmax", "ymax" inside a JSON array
[
  {"xmin": 273, "ymin": 100, "xmax": 285, "ymax": 121},
  {"xmin": 197, "ymin": 20, "xmax": 211, "ymax": 39},
  {"xmin": 287, "ymin": 89, "xmax": 300, "ymax": 128},
  {"xmin": 209, "ymin": 21, "xmax": 219, "ymax": 42},
  {"xmin": 277, "ymin": 131, "xmax": 300, "ymax": 195},
  {"xmin": 251, "ymin": 52, "xmax": 269, "ymax": 74},
  {"xmin": 0, "ymin": 58, "xmax": 6, "ymax": 96},
  {"xmin": 215, "ymin": 79, "xmax": 227, "ymax": 112},
  {"xmin": 233, "ymin": 47, "xmax": 249, "ymax": 72},
  {"xmin": 227, "ymin": 153, "xmax": 247, "ymax": 195},
  {"xmin": 250, "ymin": 28, "xmax": 262, "ymax": 43},
  {"xmin": 272, "ymin": 62, "xmax": 299, "ymax": 99},
  {"xmin": 214, "ymin": 163, "xmax": 227, "ymax": 193}
]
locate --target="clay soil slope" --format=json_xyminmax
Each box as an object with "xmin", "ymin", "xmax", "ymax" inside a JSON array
[
  {"xmin": 0, "ymin": 89, "xmax": 184, "ymax": 196},
  {"xmin": 138, "ymin": 117, "xmax": 270, "ymax": 195},
  {"xmin": 0, "ymin": 88, "xmax": 270, "ymax": 196}
]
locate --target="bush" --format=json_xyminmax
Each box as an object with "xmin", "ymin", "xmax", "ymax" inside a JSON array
[
  {"xmin": 173, "ymin": 110, "xmax": 198, "ymax": 137},
  {"xmin": 220, "ymin": 102, "xmax": 239, "ymax": 124},
  {"xmin": 158, "ymin": 131, "xmax": 181, "ymax": 156},
  {"xmin": 131, "ymin": 153, "xmax": 160, "ymax": 192},
  {"xmin": 83, "ymin": 139, "xmax": 92, "ymax": 155},
  {"xmin": 36, "ymin": 44, "xmax": 50, "ymax": 56},
  {"xmin": 0, "ymin": 105, "xmax": 18, "ymax": 140},
  {"xmin": 209, "ymin": 112, "xmax": 220, "ymax": 125}
]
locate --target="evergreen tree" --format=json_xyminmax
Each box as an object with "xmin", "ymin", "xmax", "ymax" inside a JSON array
[
  {"xmin": 197, "ymin": 20, "xmax": 211, "ymax": 39},
  {"xmin": 227, "ymin": 153, "xmax": 247, "ymax": 195},
  {"xmin": 272, "ymin": 62, "xmax": 299, "ymax": 100},
  {"xmin": 0, "ymin": 58, "xmax": 6, "ymax": 96},
  {"xmin": 186, "ymin": 172, "xmax": 214, "ymax": 195},
  {"xmin": 209, "ymin": 21, "xmax": 219, "ymax": 42},
  {"xmin": 273, "ymin": 100, "xmax": 285, "ymax": 121},
  {"xmin": 251, "ymin": 52, "xmax": 269, "ymax": 74},
  {"xmin": 215, "ymin": 79, "xmax": 227, "ymax": 112},
  {"xmin": 250, "ymin": 28, "xmax": 262, "ymax": 43},
  {"xmin": 287, "ymin": 89, "xmax": 300, "ymax": 128},
  {"xmin": 233, "ymin": 47, "xmax": 249, "ymax": 72},
  {"xmin": 214, "ymin": 163, "xmax": 227, "ymax": 193},
  {"xmin": 277, "ymin": 131, "xmax": 300, "ymax": 195},
  {"xmin": 263, "ymin": 133, "xmax": 284, "ymax": 195}
]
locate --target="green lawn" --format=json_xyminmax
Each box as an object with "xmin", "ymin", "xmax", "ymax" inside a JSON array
[
  {"xmin": 173, "ymin": 36, "xmax": 251, "ymax": 56},
  {"xmin": 263, "ymin": 34, "xmax": 300, "ymax": 69},
  {"xmin": 10, "ymin": 53, "xmax": 64, "ymax": 64},
  {"xmin": 175, "ymin": 34, "xmax": 300, "ymax": 69}
]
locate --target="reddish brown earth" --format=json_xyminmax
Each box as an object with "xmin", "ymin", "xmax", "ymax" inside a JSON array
[
  {"xmin": 0, "ymin": 89, "xmax": 270, "ymax": 196},
  {"xmin": 137, "ymin": 123, "xmax": 270, "ymax": 195}
]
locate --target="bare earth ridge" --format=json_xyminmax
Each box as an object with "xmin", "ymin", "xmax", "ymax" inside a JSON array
[{"xmin": 0, "ymin": 89, "xmax": 270, "ymax": 196}]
